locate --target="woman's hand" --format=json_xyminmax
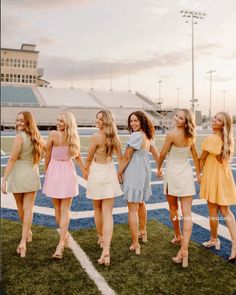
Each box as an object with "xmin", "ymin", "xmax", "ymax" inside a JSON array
[
  {"xmin": 118, "ymin": 172, "xmax": 123, "ymax": 184},
  {"xmin": 1, "ymin": 180, "xmax": 7, "ymax": 194},
  {"xmin": 157, "ymin": 169, "xmax": 163, "ymax": 179},
  {"xmin": 83, "ymin": 169, "xmax": 89, "ymax": 180},
  {"xmin": 196, "ymin": 173, "xmax": 201, "ymax": 184}
]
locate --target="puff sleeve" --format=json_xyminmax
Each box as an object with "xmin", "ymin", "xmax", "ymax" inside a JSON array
[
  {"xmin": 127, "ymin": 132, "xmax": 142, "ymax": 150},
  {"xmin": 201, "ymin": 134, "xmax": 223, "ymax": 156}
]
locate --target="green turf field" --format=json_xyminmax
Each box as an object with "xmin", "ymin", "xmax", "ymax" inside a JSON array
[{"xmin": 1, "ymin": 219, "xmax": 236, "ymax": 295}]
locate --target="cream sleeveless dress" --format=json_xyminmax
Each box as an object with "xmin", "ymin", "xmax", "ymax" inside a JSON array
[
  {"xmin": 163, "ymin": 145, "xmax": 196, "ymax": 197},
  {"xmin": 7, "ymin": 132, "xmax": 41, "ymax": 193}
]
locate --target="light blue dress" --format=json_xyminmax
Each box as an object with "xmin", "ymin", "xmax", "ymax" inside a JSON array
[{"xmin": 123, "ymin": 132, "xmax": 152, "ymax": 203}]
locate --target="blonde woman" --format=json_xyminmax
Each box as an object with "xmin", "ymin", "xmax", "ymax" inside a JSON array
[
  {"xmin": 43, "ymin": 111, "xmax": 85, "ymax": 259},
  {"xmin": 200, "ymin": 112, "xmax": 236, "ymax": 262},
  {"xmin": 85, "ymin": 110, "xmax": 123, "ymax": 266},
  {"xmin": 158, "ymin": 109, "xmax": 200, "ymax": 267},
  {"xmin": 1, "ymin": 111, "xmax": 44, "ymax": 257}
]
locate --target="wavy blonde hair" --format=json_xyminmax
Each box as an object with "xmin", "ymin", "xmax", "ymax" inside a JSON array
[
  {"xmin": 96, "ymin": 110, "xmax": 120, "ymax": 156},
  {"xmin": 217, "ymin": 112, "xmax": 234, "ymax": 162},
  {"xmin": 179, "ymin": 109, "xmax": 196, "ymax": 140},
  {"xmin": 16, "ymin": 111, "xmax": 45, "ymax": 164},
  {"xmin": 59, "ymin": 111, "xmax": 80, "ymax": 158}
]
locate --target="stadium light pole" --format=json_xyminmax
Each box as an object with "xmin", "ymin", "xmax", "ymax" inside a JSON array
[
  {"xmin": 222, "ymin": 90, "xmax": 227, "ymax": 112},
  {"xmin": 180, "ymin": 10, "xmax": 206, "ymax": 113},
  {"xmin": 206, "ymin": 70, "xmax": 216, "ymax": 119}
]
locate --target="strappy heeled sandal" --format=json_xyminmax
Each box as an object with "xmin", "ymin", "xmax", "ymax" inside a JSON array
[
  {"xmin": 202, "ymin": 237, "xmax": 221, "ymax": 250},
  {"xmin": 52, "ymin": 245, "xmax": 64, "ymax": 259}
]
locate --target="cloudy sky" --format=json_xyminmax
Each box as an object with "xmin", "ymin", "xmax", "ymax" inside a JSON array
[{"xmin": 2, "ymin": 0, "xmax": 236, "ymax": 115}]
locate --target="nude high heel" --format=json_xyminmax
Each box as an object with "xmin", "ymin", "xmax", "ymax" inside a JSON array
[
  {"xmin": 173, "ymin": 250, "xmax": 188, "ymax": 268},
  {"xmin": 16, "ymin": 245, "xmax": 26, "ymax": 258},
  {"xmin": 202, "ymin": 237, "xmax": 221, "ymax": 250},
  {"xmin": 139, "ymin": 231, "xmax": 148, "ymax": 243},
  {"xmin": 52, "ymin": 244, "xmax": 64, "ymax": 259},
  {"xmin": 228, "ymin": 240, "xmax": 236, "ymax": 263},
  {"xmin": 27, "ymin": 231, "xmax": 33, "ymax": 243},
  {"xmin": 98, "ymin": 248, "xmax": 110, "ymax": 266},
  {"xmin": 97, "ymin": 236, "xmax": 104, "ymax": 248}
]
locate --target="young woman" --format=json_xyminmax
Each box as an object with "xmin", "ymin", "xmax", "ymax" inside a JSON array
[
  {"xmin": 43, "ymin": 111, "xmax": 85, "ymax": 259},
  {"xmin": 157, "ymin": 109, "xmax": 200, "ymax": 267},
  {"xmin": 85, "ymin": 110, "xmax": 123, "ymax": 266},
  {"xmin": 200, "ymin": 112, "xmax": 236, "ymax": 262},
  {"xmin": 118, "ymin": 111, "xmax": 159, "ymax": 255},
  {"xmin": 1, "ymin": 111, "xmax": 44, "ymax": 257}
]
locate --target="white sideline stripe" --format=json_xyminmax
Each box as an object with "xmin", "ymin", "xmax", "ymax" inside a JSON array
[
  {"xmin": 59, "ymin": 230, "xmax": 117, "ymax": 295},
  {"xmin": 1, "ymin": 189, "xmax": 231, "ymax": 241}
]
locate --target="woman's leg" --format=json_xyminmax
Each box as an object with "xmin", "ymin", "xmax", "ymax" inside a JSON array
[
  {"xmin": 208, "ymin": 202, "xmax": 219, "ymax": 239},
  {"xmin": 51, "ymin": 198, "xmax": 61, "ymax": 227},
  {"xmin": 17, "ymin": 192, "xmax": 36, "ymax": 256},
  {"xmin": 166, "ymin": 195, "xmax": 182, "ymax": 240},
  {"xmin": 58, "ymin": 197, "xmax": 73, "ymax": 247},
  {"xmin": 173, "ymin": 196, "xmax": 192, "ymax": 267},
  {"xmin": 13, "ymin": 193, "xmax": 24, "ymax": 222},
  {"xmin": 138, "ymin": 202, "xmax": 147, "ymax": 242},
  {"xmin": 219, "ymin": 206, "xmax": 236, "ymax": 259},
  {"xmin": 128, "ymin": 202, "xmax": 140, "ymax": 253},
  {"xmin": 93, "ymin": 200, "xmax": 103, "ymax": 245},
  {"xmin": 100, "ymin": 198, "xmax": 114, "ymax": 257}
]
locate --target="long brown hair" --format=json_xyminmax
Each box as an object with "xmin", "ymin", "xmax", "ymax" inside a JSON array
[
  {"xmin": 217, "ymin": 112, "xmax": 234, "ymax": 162},
  {"xmin": 16, "ymin": 112, "xmax": 44, "ymax": 164},
  {"xmin": 128, "ymin": 111, "xmax": 155, "ymax": 139},
  {"xmin": 96, "ymin": 110, "xmax": 120, "ymax": 156},
  {"xmin": 179, "ymin": 109, "xmax": 196, "ymax": 140}
]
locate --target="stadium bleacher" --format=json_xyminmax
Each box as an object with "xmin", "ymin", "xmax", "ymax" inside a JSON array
[
  {"xmin": 1, "ymin": 86, "xmax": 40, "ymax": 107},
  {"xmin": 1, "ymin": 85, "xmax": 165, "ymax": 128}
]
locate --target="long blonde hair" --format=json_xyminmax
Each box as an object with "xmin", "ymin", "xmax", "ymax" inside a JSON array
[
  {"xmin": 96, "ymin": 110, "xmax": 119, "ymax": 156},
  {"xmin": 179, "ymin": 109, "xmax": 196, "ymax": 140},
  {"xmin": 16, "ymin": 111, "xmax": 44, "ymax": 164},
  {"xmin": 60, "ymin": 111, "xmax": 80, "ymax": 158},
  {"xmin": 217, "ymin": 112, "xmax": 234, "ymax": 162}
]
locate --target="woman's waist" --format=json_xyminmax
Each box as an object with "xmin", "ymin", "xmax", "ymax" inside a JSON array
[{"xmin": 94, "ymin": 154, "xmax": 112, "ymax": 164}]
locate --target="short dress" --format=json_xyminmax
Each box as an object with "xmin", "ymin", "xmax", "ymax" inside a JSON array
[
  {"xmin": 43, "ymin": 138, "xmax": 78, "ymax": 199},
  {"xmin": 200, "ymin": 134, "xmax": 236, "ymax": 205},
  {"xmin": 86, "ymin": 157, "xmax": 123, "ymax": 200},
  {"xmin": 7, "ymin": 132, "xmax": 41, "ymax": 193},
  {"xmin": 122, "ymin": 132, "xmax": 152, "ymax": 203},
  {"xmin": 163, "ymin": 145, "xmax": 196, "ymax": 197}
]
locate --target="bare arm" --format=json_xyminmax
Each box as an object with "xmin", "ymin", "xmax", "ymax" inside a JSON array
[
  {"xmin": 115, "ymin": 139, "xmax": 123, "ymax": 166},
  {"xmin": 199, "ymin": 150, "xmax": 209, "ymax": 172},
  {"xmin": 118, "ymin": 146, "xmax": 135, "ymax": 175},
  {"xmin": 84, "ymin": 135, "xmax": 97, "ymax": 179},
  {"xmin": 75, "ymin": 153, "xmax": 85, "ymax": 176},
  {"xmin": 149, "ymin": 144, "xmax": 159, "ymax": 178},
  {"xmin": 157, "ymin": 134, "xmax": 173, "ymax": 176},
  {"xmin": 44, "ymin": 132, "xmax": 54, "ymax": 172},
  {"xmin": 1, "ymin": 135, "xmax": 23, "ymax": 193},
  {"xmin": 190, "ymin": 143, "xmax": 200, "ymax": 183}
]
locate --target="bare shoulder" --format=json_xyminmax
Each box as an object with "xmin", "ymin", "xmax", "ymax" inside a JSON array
[
  {"xmin": 90, "ymin": 133, "xmax": 101, "ymax": 144},
  {"xmin": 15, "ymin": 133, "xmax": 24, "ymax": 142},
  {"xmin": 49, "ymin": 130, "xmax": 58, "ymax": 137},
  {"xmin": 165, "ymin": 130, "xmax": 176, "ymax": 140}
]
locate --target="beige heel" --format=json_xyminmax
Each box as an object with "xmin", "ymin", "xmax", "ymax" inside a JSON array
[{"xmin": 182, "ymin": 256, "xmax": 188, "ymax": 268}]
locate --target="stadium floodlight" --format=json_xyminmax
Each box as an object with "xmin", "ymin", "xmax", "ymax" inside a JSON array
[
  {"xmin": 206, "ymin": 70, "xmax": 216, "ymax": 118},
  {"xmin": 180, "ymin": 9, "xmax": 207, "ymax": 113}
]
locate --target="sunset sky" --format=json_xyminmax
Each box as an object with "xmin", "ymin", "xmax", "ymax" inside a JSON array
[{"xmin": 2, "ymin": 0, "xmax": 236, "ymax": 115}]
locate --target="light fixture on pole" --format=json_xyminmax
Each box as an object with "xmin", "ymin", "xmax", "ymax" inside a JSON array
[
  {"xmin": 180, "ymin": 9, "xmax": 207, "ymax": 113},
  {"xmin": 222, "ymin": 90, "xmax": 227, "ymax": 112},
  {"xmin": 206, "ymin": 70, "xmax": 216, "ymax": 119}
]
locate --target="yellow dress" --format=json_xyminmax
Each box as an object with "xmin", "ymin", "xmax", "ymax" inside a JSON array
[{"xmin": 200, "ymin": 134, "xmax": 236, "ymax": 205}]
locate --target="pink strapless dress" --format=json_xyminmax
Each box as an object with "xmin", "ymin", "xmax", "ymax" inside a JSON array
[{"xmin": 43, "ymin": 146, "xmax": 78, "ymax": 198}]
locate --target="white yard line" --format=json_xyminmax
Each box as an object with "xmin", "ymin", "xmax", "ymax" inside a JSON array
[{"xmin": 59, "ymin": 230, "xmax": 117, "ymax": 295}]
